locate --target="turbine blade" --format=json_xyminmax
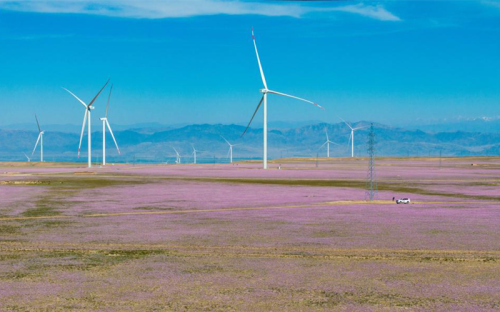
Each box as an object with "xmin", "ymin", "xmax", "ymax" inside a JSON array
[
  {"xmin": 241, "ymin": 95, "xmax": 264, "ymax": 137},
  {"xmin": 339, "ymin": 117, "xmax": 353, "ymax": 130},
  {"xmin": 220, "ymin": 135, "xmax": 230, "ymax": 145},
  {"xmin": 325, "ymin": 129, "xmax": 329, "ymax": 141},
  {"xmin": 105, "ymin": 84, "xmax": 113, "ymax": 118},
  {"xmin": 319, "ymin": 141, "xmax": 327, "ymax": 149},
  {"xmin": 267, "ymin": 90, "xmax": 323, "ymax": 109},
  {"xmin": 62, "ymin": 87, "xmax": 87, "ymax": 108},
  {"xmin": 35, "ymin": 114, "xmax": 41, "ymax": 133},
  {"xmin": 347, "ymin": 132, "xmax": 352, "ymax": 148},
  {"xmin": 78, "ymin": 110, "xmax": 88, "ymax": 158},
  {"xmin": 226, "ymin": 147, "xmax": 231, "ymax": 159},
  {"xmin": 252, "ymin": 28, "xmax": 268, "ymax": 89},
  {"xmin": 106, "ymin": 120, "xmax": 120, "ymax": 155},
  {"xmin": 353, "ymin": 125, "xmax": 369, "ymax": 131},
  {"xmin": 87, "ymin": 78, "xmax": 110, "ymax": 109},
  {"xmin": 23, "ymin": 153, "xmax": 30, "ymax": 161},
  {"xmin": 31, "ymin": 133, "xmax": 41, "ymax": 156}
]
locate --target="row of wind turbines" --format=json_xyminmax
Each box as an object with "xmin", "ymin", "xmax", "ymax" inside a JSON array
[
  {"xmin": 171, "ymin": 135, "xmax": 238, "ymax": 165},
  {"xmin": 329, "ymin": 118, "xmax": 369, "ymax": 158},
  {"xmin": 29, "ymin": 79, "xmax": 120, "ymax": 167},
  {"xmin": 28, "ymin": 29, "xmax": 366, "ymax": 168},
  {"xmin": 170, "ymin": 125, "xmax": 365, "ymax": 165}
]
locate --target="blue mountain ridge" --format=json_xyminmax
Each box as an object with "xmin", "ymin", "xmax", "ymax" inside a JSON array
[{"xmin": 1, "ymin": 122, "xmax": 500, "ymax": 162}]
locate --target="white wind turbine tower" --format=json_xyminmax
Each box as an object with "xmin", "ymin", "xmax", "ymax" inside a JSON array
[
  {"xmin": 221, "ymin": 136, "xmax": 238, "ymax": 164},
  {"xmin": 191, "ymin": 144, "xmax": 198, "ymax": 164},
  {"xmin": 63, "ymin": 79, "xmax": 110, "ymax": 168},
  {"xmin": 242, "ymin": 28, "xmax": 324, "ymax": 169},
  {"xmin": 340, "ymin": 117, "xmax": 368, "ymax": 158},
  {"xmin": 31, "ymin": 114, "xmax": 44, "ymax": 162},
  {"xmin": 173, "ymin": 147, "xmax": 181, "ymax": 164},
  {"xmin": 320, "ymin": 128, "xmax": 339, "ymax": 158},
  {"xmin": 100, "ymin": 84, "xmax": 121, "ymax": 166}
]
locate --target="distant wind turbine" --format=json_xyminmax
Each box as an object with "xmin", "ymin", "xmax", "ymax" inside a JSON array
[
  {"xmin": 100, "ymin": 84, "xmax": 121, "ymax": 166},
  {"xmin": 319, "ymin": 128, "xmax": 339, "ymax": 158},
  {"xmin": 31, "ymin": 114, "xmax": 44, "ymax": 162},
  {"xmin": 340, "ymin": 117, "xmax": 368, "ymax": 158},
  {"xmin": 221, "ymin": 136, "xmax": 238, "ymax": 164},
  {"xmin": 23, "ymin": 153, "xmax": 31, "ymax": 162},
  {"xmin": 191, "ymin": 144, "xmax": 198, "ymax": 164},
  {"xmin": 63, "ymin": 79, "xmax": 110, "ymax": 168},
  {"xmin": 242, "ymin": 28, "xmax": 324, "ymax": 169},
  {"xmin": 173, "ymin": 147, "xmax": 181, "ymax": 164}
]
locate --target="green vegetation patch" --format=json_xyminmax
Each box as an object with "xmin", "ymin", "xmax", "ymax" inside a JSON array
[
  {"xmin": 0, "ymin": 224, "xmax": 21, "ymax": 234},
  {"xmin": 105, "ymin": 249, "xmax": 167, "ymax": 259},
  {"xmin": 42, "ymin": 177, "xmax": 143, "ymax": 190},
  {"xmin": 132, "ymin": 206, "xmax": 175, "ymax": 211},
  {"xmin": 196, "ymin": 177, "xmax": 366, "ymax": 188},
  {"xmin": 291, "ymin": 289, "xmax": 459, "ymax": 308},
  {"xmin": 0, "ymin": 249, "xmax": 172, "ymax": 278},
  {"xmin": 41, "ymin": 220, "xmax": 74, "ymax": 228},
  {"xmin": 22, "ymin": 199, "xmax": 61, "ymax": 217},
  {"xmin": 191, "ymin": 177, "xmax": 500, "ymax": 201}
]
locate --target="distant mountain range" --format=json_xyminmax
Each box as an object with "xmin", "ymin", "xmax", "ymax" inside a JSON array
[
  {"xmin": 2, "ymin": 121, "xmax": 500, "ymax": 163},
  {"xmin": 403, "ymin": 116, "xmax": 500, "ymax": 133}
]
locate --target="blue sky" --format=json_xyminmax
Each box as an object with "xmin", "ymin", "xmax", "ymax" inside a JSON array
[{"xmin": 1, "ymin": 0, "xmax": 500, "ymax": 128}]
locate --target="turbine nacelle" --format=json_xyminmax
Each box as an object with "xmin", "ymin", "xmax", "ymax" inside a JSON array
[{"xmin": 259, "ymin": 88, "xmax": 268, "ymax": 94}]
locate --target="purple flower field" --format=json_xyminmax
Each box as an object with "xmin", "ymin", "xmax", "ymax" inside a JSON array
[{"xmin": 0, "ymin": 158, "xmax": 499, "ymax": 311}]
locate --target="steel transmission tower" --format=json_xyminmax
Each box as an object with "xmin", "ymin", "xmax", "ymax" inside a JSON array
[{"xmin": 366, "ymin": 123, "xmax": 377, "ymax": 201}]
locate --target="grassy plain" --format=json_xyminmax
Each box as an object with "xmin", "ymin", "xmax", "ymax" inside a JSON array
[{"xmin": 0, "ymin": 157, "xmax": 499, "ymax": 311}]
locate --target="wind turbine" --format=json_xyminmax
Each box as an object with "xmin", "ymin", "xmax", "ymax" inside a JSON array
[
  {"xmin": 63, "ymin": 79, "xmax": 110, "ymax": 168},
  {"xmin": 23, "ymin": 153, "xmax": 31, "ymax": 162},
  {"xmin": 319, "ymin": 128, "xmax": 339, "ymax": 158},
  {"xmin": 340, "ymin": 118, "xmax": 367, "ymax": 158},
  {"xmin": 191, "ymin": 144, "xmax": 198, "ymax": 164},
  {"xmin": 31, "ymin": 114, "xmax": 44, "ymax": 162},
  {"xmin": 173, "ymin": 147, "xmax": 181, "ymax": 164},
  {"xmin": 221, "ymin": 136, "xmax": 238, "ymax": 164},
  {"xmin": 241, "ymin": 28, "xmax": 324, "ymax": 169},
  {"xmin": 100, "ymin": 84, "xmax": 121, "ymax": 166}
]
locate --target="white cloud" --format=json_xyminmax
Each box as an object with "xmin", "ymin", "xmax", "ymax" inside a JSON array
[
  {"xmin": 329, "ymin": 4, "xmax": 401, "ymax": 22},
  {"xmin": 482, "ymin": 0, "xmax": 500, "ymax": 9},
  {"xmin": 0, "ymin": 0, "xmax": 302, "ymax": 18},
  {"xmin": 0, "ymin": 0, "xmax": 401, "ymax": 21}
]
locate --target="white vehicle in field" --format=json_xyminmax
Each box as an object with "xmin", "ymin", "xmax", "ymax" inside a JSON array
[{"xmin": 396, "ymin": 198, "xmax": 411, "ymax": 204}]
